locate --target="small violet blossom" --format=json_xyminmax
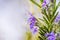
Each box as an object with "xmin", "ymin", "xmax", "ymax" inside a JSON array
[
  {"xmin": 32, "ymin": 26, "xmax": 38, "ymax": 34},
  {"xmin": 42, "ymin": 0, "xmax": 50, "ymax": 8},
  {"xmin": 55, "ymin": 14, "xmax": 60, "ymax": 23},
  {"xmin": 28, "ymin": 13, "xmax": 38, "ymax": 34},
  {"xmin": 45, "ymin": 32, "xmax": 56, "ymax": 40},
  {"xmin": 42, "ymin": 0, "xmax": 47, "ymax": 7},
  {"xmin": 28, "ymin": 16, "xmax": 36, "ymax": 29}
]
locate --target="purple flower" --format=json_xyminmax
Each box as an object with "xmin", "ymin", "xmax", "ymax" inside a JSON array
[
  {"xmin": 42, "ymin": 0, "xmax": 50, "ymax": 8},
  {"xmin": 55, "ymin": 14, "xmax": 60, "ymax": 22},
  {"xmin": 45, "ymin": 32, "xmax": 56, "ymax": 40},
  {"xmin": 32, "ymin": 26, "xmax": 38, "ymax": 34},
  {"xmin": 28, "ymin": 15, "xmax": 36, "ymax": 29},
  {"xmin": 28, "ymin": 13, "xmax": 38, "ymax": 34},
  {"xmin": 42, "ymin": 0, "xmax": 47, "ymax": 7}
]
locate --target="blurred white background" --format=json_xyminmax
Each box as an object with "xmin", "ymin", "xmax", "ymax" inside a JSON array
[
  {"xmin": 0, "ymin": 0, "xmax": 60, "ymax": 40},
  {"xmin": 0, "ymin": 0, "xmax": 30, "ymax": 40}
]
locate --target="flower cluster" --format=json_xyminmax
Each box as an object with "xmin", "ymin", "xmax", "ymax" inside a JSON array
[
  {"xmin": 28, "ymin": 13, "xmax": 38, "ymax": 34},
  {"xmin": 45, "ymin": 32, "xmax": 56, "ymax": 40}
]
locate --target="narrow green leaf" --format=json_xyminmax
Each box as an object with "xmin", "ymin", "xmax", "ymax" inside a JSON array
[
  {"xmin": 43, "ymin": 16, "xmax": 49, "ymax": 26},
  {"xmin": 39, "ymin": 31, "xmax": 44, "ymax": 36},
  {"xmin": 38, "ymin": 33, "xmax": 46, "ymax": 40},
  {"xmin": 52, "ymin": 2, "xmax": 60, "ymax": 18},
  {"xmin": 39, "ymin": 27, "xmax": 46, "ymax": 33},
  {"xmin": 52, "ymin": 5, "xmax": 58, "ymax": 17},
  {"xmin": 39, "ymin": 28, "xmax": 45, "ymax": 34},
  {"xmin": 38, "ymin": 35, "xmax": 46, "ymax": 40},
  {"xmin": 42, "ymin": 9, "xmax": 50, "ymax": 21},
  {"xmin": 36, "ymin": 18, "xmax": 45, "ymax": 27},
  {"xmin": 30, "ymin": 0, "xmax": 41, "ymax": 8},
  {"xmin": 51, "ymin": 12, "xmax": 58, "ymax": 23},
  {"xmin": 39, "ymin": 18, "xmax": 44, "ymax": 22},
  {"xmin": 38, "ymin": 36, "xmax": 43, "ymax": 40},
  {"xmin": 43, "ymin": 26, "xmax": 49, "ymax": 32},
  {"xmin": 49, "ymin": 24, "xmax": 53, "ymax": 32}
]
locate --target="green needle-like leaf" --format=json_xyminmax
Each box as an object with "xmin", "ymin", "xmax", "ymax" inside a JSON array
[
  {"xmin": 43, "ymin": 16, "xmax": 49, "ymax": 26},
  {"xmin": 51, "ymin": 12, "xmax": 58, "ymax": 23},
  {"xmin": 52, "ymin": 1, "xmax": 60, "ymax": 18},
  {"xmin": 42, "ymin": 9, "xmax": 50, "ymax": 21},
  {"xmin": 30, "ymin": 0, "xmax": 41, "ymax": 8},
  {"xmin": 52, "ymin": 5, "xmax": 58, "ymax": 17}
]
